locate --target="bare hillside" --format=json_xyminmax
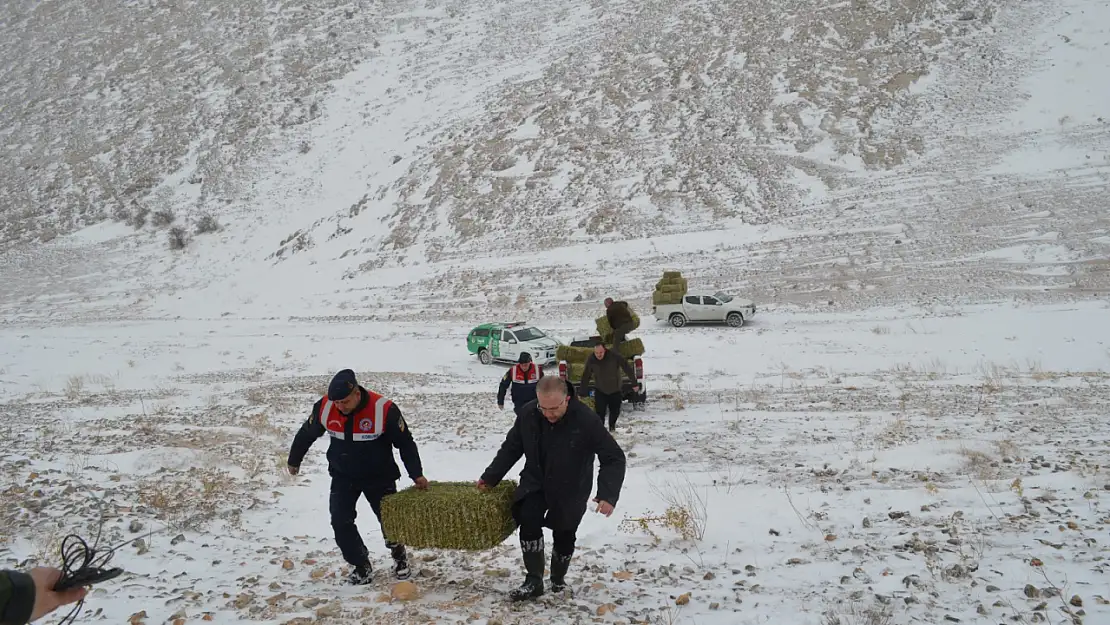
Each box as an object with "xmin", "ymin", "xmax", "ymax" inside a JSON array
[
  {"xmin": 371, "ymin": 0, "xmax": 996, "ymax": 256},
  {"xmin": 0, "ymin": 0, "xmax": 391, "ymax": 246}
]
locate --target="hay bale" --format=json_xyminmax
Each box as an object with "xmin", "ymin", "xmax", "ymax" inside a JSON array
[
  {"xmin": 381, "ymin": 481, "xmax": 517, "ymax": 550},
  {"xmin": 596, "ymin": 312, "xmax": 641, "ymax": 339},
  {"xmin": 556, "ymin": 344, "xmax": 592, "ymax": 364},
  {"xmin": 662, "ymin": 271, "xmax": 682, "ymax": 279},
  {"xmin": 563, "ymin": 341, "xmax": 644, "ymax": 380},
  {"xmin": 652, "ymin": 291, "xmax": 683, "ymax": 306},
  {"xmin": 559, "ymin": 338, "xmax": 643, "ymax": 363}
]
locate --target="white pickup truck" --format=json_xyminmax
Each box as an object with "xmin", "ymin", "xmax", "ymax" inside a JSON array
[{"xmin": 652, "ymin": 291, "xmax": 756, "ymax": 328}]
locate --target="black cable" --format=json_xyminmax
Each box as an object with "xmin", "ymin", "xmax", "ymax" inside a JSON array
[{"xmin": 50, "ymin": 532, "xmax": 126, "ymax": 625}]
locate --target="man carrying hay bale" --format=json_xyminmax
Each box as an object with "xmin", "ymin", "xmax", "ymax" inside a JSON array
[
  {"xmin": 580, "ymin": 342, "xmax": 639, "ymax": 432},
  {"xmin": 602, "ymin": 297, "xmax": 637, "ymax": 346},
  {"xmin": 496, "ymin": 352, "xmax": 545, "ymax": 410},
  {"xmin": 476, "ymin": 376, "xmax": 626, "ymax": 602},
  {"xmin": 287, "ymin": 369, "xmax": 429, "ymax": 585}
]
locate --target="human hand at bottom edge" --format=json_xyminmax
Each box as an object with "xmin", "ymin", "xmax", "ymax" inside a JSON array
[{"xmin": 33, "ymin": 567, "xmax": 89, "ymax": 621}]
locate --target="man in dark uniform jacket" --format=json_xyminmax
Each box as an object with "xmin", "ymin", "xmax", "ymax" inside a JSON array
[
  {"xmin": 287, "ymin": 369, "xmax": 429, "ymax": 584},
  {"xmin": 497, "ymin": 352, "xmax": 544, "ymax": 410},
  {"xmin": 477, "ymin": 376, "xmax": 626, "ymax": 601}
]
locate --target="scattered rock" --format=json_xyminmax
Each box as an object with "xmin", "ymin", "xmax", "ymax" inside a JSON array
[
  {"xmin": 986, "ymin": 585, "xmax": 1000, "ymax": 592},
  {"xmin": 1024, "ymin": 584, "xmax": 1041, "ymax": 599},
  {"xmin": 301, "ymin": 598, "xmax": 323, "ymax": 609},
  {"xmin": 1070, "ymin": 595, "xmax": 1083, "ymax": 607},
  {"xmin": 391, "ymin": 581, "xmax": 420, "ymax": 601},
  {"xmin": 483, "ymin": 568, "xmax": 510, "ymax": 577},
  {"xmin": 612, "ymin": 570, "xmax": 634, "ymax": 580},
  {"xmin": 596, "ymin": 603, "xmax": 616, "ymax": 615},
  {"xmin": 709, "ymin": 602, "xmax": 720, "ymax": 610},
  {"xmin": 128, "ymin": 611, "xmax": 147, "ymax": 625},
  {"xmin": 703, "ymin": 572, "xmax": 715, "ymax": 580},
  {"xmin": 315, "ymin": 600, "xmax": 343, "ymax": 618},
  {"xmin": 232, "ymin": 593, "xmax": 254, "ymax": 609},
  {"xmin": 310, "ymin": 566, "xmax": 328, "ymax": 579},
  {"xmin": 170, "ymin": 534, "xmax": 186, "ymax": 546},
  {"xmin": 266, "ymin": 592, "xmax": 287, "ymax": 605},
  {"xmin": 134, "ymin": 539, "xmax": 149, "ymax": 555},
  {"xmin": 862, "ymin": 517, "xmax": 872, "ymax": 528},
  {"xmin": 281, "ymin": 559, "xmax": 294, "ymax": 570},
  {"xmin": 675, "ymin": 593, "xmax": 691, "ymax": 605},
  {"xmin": 129, "ymin": 520, "xmax": 144, "ymax": 533}
]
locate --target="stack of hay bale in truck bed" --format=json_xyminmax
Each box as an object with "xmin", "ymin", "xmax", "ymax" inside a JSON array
[
  {"xmin": 556, "ymin": 310, "xmax": 646, "ymax": 412},
  {"xmin": 653, "ymin": 270, "xmax": 687, "ymax": 305}
]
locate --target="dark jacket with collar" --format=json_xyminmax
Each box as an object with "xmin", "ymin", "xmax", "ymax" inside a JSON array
[
  {"xmin": 480, "ymin": 383, "xmax": 626, "ymax": 530},
  {"xmin": 0, "ymin": 569, "xmax": 35, "ymax": 625},
  {"xmin": 580, "ymin": 350, "xmax": 637, "ymax": 396},
  {"xmin": 287, "ymin": 385, "xmax": 423, "ymax": 483}
]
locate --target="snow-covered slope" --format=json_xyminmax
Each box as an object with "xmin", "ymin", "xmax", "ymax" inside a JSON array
[{"xmin": 2, "ymin": 0, "xmax": 1110, "ymax": 624}]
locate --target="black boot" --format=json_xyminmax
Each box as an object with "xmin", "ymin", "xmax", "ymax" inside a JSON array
[
  {"xmin": 550, "ymin": 551, "xmax": 572, "ymax": 593},
  {"xmin": 389, "ymin": 542, "xmax": 411, "ymax": 580},
  {"xmin": 509, "ymin": 538, "xmax": 545, "ymax": 601},
  {"xmin": 347, "ymin": 562, "xmax": 373, "ymax": 585}
]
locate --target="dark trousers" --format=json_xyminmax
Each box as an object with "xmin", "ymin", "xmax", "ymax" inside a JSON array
[
  {"xmin": 512, "ymin": 491, "xmax": 577, "ymax": 556},
  {"xmin": 611, "ymin": 321, "xmax": 635, "ymax": 346},
  {"xmin": 594, "ymin": 389, "xmax": 624, "ymax": 430},
  {"xmin": 329, "ymin": 477, "xmax": 403, "ymax": 566}
]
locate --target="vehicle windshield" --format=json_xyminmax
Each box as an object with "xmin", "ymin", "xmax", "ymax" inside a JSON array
[
  {"xmin": 512, "ymin": 326, "xmax": 547, "ymax": 341},
  {"xmin": 713, "ymin": 291, "xmax": 734, "ymax": 303}
]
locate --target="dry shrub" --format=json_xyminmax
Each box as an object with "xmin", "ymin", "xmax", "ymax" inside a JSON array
[
  {"xmin": 620, "ymin": 473, "xmax": 708, "ymax": 542},
  {"xmin": 137, "ymin": 468, "xmax": 235, "ymax": 531}
]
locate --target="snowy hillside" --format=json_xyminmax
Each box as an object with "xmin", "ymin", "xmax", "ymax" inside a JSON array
[{"xmin": 2, "ymin": 0, "xmax": 1110, "ymax": 624}]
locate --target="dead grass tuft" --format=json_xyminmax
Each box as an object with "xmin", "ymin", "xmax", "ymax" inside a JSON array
[{"xmin": 137, "ymin": 468, "xmax": 236, "ymax": 531}]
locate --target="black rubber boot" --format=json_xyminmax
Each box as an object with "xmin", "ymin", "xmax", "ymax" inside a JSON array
[
  {"xmin": 509, "ymin": 538, "xmax": 545, "ymax": 601},
  {"xmin": 347, "ymin": 562, "xmax": 373, "ymax": 585},
  {"xmin": 389, "ymin": 542, "xmax": 410, "ymax": 580},
  {"xmin": 550, "ymin": 551, "xmax": 573, "ymax": 593}
]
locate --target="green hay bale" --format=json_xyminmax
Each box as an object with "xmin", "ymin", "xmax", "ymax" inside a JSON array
[
  {"xmin": 381, "ymin": 480, "xmax": 517, "ymax": 550},
  {"xmin": 556, "ymin": 344, "xmax": 593, "ymax": 363},
  {"xmin": 652, "ymin": 292, "xmax": 683, "ymax": 306},
  {"xmin": 562, "ymin": 343, "xmax": 644, "ymax": 383},
  {"xmin": 616, "ymin": 338, "xmax": 645, "ymax": 359},
  {"xmin": 596, "ymin": 312, "xmax": 640, "ymax": 339},
  {"xmin": 662, "ymin": 271, "xmax": 683, "ymax": 279}
]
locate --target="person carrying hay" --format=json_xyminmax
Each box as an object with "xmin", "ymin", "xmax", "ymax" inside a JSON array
[
  {"xmin": 580, "ymin": 342, "xmax": 639, "ymax": 433},
  {"xmin": 603, "ymin": 297, "xmax": 636, "ymax": 346},
  {"xmin": 497, "ymin": 352, "xmax": 545, "ymax": 411},
  {"xmin": 287, "ymin": 369, "xmax": 429, "ymax": 585},
  {"xmin": 476, "ymin": 375, "xmax": 627, "ymax": 602}
]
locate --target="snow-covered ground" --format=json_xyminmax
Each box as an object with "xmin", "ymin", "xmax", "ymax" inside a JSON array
[{"xmin": 3, "ymin": 0, "xmax": 1110, "ymax": 624}]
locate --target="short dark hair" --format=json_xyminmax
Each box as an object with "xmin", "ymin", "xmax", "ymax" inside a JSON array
[{"xmin": 536, "ymin": 376, "xmax": 565, "ymax": 396}]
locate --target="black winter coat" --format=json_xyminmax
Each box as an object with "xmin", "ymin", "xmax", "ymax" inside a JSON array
[
  {"xmin": 480, "ymin": 385, "xmax": 626, "ymax": 531},
  {"xmin": 288, "ymin": 386, "xmax": 424, "ymax": 483}
]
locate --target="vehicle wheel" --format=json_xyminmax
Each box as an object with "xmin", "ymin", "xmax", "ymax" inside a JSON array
[
  {"xmin": 669, "ymin": 313, "xmax": 687, "ymax": 328},
  {"xmin": 726, "ymin": 312, "xmax": 744, "ymax": 328},
  {"xmin": 478, "ymin": 348, "xmax": 492, "ymax": 365}
]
